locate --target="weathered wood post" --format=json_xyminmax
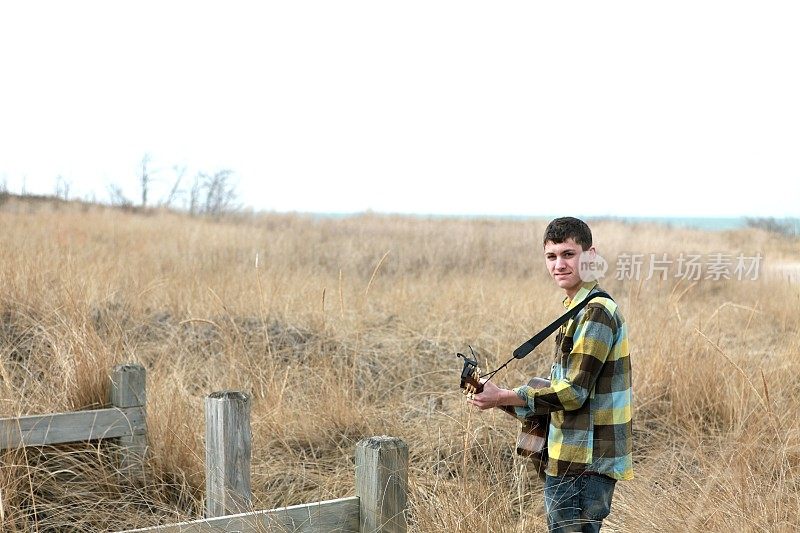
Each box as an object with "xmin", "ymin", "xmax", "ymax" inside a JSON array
[
  {"xmin": 205, "ymin": 390, "xmax": 252, "ymax": 518},
  {"xmin": 355, "ymin": 436, "xmax": 408, "ymax": 533},
  {"xmin": 110, "ymin": 363, "xmax": 147, "ymax": 480}
]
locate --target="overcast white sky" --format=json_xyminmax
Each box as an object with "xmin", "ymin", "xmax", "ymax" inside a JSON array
[{"xmin": 1, "ymin": 2, "xmax": 798, "ymax": 218}]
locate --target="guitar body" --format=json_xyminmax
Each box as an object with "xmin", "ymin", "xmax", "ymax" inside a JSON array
[
  {"xmin": 501, "ymin": 377, "xmax": 550, "ymax": 478},
  {"xmin": 459, "ymin": 355, "xmax": 550, "ymax": 478}
]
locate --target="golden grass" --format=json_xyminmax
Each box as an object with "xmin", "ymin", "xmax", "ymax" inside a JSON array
[{"xmin": 1, "ymin": 197, "xmax": 798, "ymax": 532}]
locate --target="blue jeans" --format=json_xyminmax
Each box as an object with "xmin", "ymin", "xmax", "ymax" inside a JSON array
[{"xmin": 544, "ymin": 473, "xmax": 616, "ymax": 533}]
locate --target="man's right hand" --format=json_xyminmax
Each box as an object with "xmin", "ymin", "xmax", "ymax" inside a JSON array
[{"xmin": 467, "ymin": 379, "xmax": 526, "ymax": 411}]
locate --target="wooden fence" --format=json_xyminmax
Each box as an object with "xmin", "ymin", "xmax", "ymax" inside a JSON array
[
  {"xmin": 0, "ymin": 363, "xmax": 408, "ymax": 532},
  {"xmin": 0, "ymin": 363, "xmax": 147, "ymax": 478}
]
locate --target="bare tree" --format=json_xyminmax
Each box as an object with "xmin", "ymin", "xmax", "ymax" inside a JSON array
[
  {"xmin": 188, "ymin": 173, "xmax": 202, "ymax": 216},
  {"xmin": 185, "ymin": 170, "xmax": 239, "ymax": 217},
  {"xmin": 140, "ymin": 154, "xmax": 151, "ymax": 207},
  {"xmin": 0, "ymin": 176, "xmax": 8, "ymax": 207},
  {"xmin": 54, "ymin": 175, "xmax": 71, "ymax": 200},
  {"xmin": 201, "ymin": 169, "xmax": 239, "ymax": 217},
  {"xmin": 161, "ymin": 165, "xmax": 186, "ymax": 208},
  {"xmin": 108, "ymin": 184, "xmax": 133, "ymax": 207}
]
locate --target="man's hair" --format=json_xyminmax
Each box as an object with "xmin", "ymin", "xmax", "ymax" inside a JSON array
[{"xmin": 543, "ymin": 217, "xmax": 593, "ymax": 250}]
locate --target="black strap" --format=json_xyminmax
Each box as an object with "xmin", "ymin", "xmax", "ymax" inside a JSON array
[{"xmin": 512, "ymin": 291, "xmax": 613, "ymax": 359}]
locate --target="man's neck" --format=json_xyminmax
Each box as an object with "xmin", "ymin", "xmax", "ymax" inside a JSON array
[
  {"xmin": 564, "ymin": 287, "xmax": 580, "ymax": 301},
  {"xmin": 563, "ymin": 281, "xmax": 599, "ymax": 304},
  {"xmin": 564, "ymin": 289, "xmax": 578, "ymax": 301}
]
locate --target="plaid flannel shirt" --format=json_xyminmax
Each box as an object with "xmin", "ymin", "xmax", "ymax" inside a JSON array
[{"xmin": 513, "ymin": 281, "xmax": 633, "ymax": 480}]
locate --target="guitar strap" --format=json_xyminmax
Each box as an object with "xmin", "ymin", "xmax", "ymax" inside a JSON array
[{"xmin": 512, "ymin": 291, "xmax": 613, "ymax": 359}]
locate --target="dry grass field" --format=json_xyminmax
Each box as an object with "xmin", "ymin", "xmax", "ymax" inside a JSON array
[{"xmin": 1, "ymin": 196, "xmax": 798, "ymax": 532}]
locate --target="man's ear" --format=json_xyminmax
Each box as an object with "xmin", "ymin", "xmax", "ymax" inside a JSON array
[{"xmin": 585, "ymin": 246, "xmax": 597, "ymax": 259}]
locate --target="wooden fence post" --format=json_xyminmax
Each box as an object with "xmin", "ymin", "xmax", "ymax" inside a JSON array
[
  {"xmin": 110, "ymin": 363, "xmax": 147, "ymax": 480},
  {"xmin": 355, "ymin": 436, "xmax": 408, "ymax": 533},
  {"xmin": 205, "ymin": 390, "xmax": 252, "ymax": 518}
]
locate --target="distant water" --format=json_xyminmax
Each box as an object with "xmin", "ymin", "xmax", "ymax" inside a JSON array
[
  {"xmin": 591, "ymin": 216, "xmax": 800, "ymax": 233},
  {"xmin": 499, "ymin": 215, "xmax": 751, "ymax": 231},
  {"xmin": 306, "ymin": 212, "xmax": 799, "ymax": 233},
  {"xmin": 588, "ymin": 216, "xmax": 748, "ymax": 231}
]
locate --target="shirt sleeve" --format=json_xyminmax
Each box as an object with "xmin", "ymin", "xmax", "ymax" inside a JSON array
[{"xmin": 513, "ymin": 303, "xmax": 617, "ymax": 418}]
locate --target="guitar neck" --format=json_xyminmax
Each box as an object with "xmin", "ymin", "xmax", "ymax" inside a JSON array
[
  {"xmin": 493, "ymin": 377, "xmax": 550, "ymax": 419},
  {"xmin": 462, "ymin": 370, "xmax": 549, "ymax": 421}
]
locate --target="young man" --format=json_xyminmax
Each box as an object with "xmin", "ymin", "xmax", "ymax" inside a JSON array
[{"xmin": 468, "ymin": 217, "xmax": 632, "ymax": 533}]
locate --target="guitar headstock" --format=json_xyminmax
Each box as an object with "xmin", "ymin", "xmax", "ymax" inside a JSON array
[{"xmin": 457, "ymin": 348, "xmax": 484, "ymax": 394}]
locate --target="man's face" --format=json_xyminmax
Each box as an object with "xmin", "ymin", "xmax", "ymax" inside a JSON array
[{"xmin": 544, "ymin": 238, "xmax": 594, "ymax": 298}]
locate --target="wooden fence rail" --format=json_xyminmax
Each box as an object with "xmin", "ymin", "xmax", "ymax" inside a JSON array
[
  {"xmin": 0, "ymin": 363, "xmax": 408, "ymax": 532},
  {"xmin": 0, "ymin": 363, "xmax": 147, "ymax": 474},
  {"xmin": 120, "ymin": 496, "xmax": 362, "ymax": 532},
  {"xmin": 0, "ymin": 406, "xmax": 145, "ymax": 449},
  {"xmin": 120, "ymin": 436, "xmax": 408, "ymax": 533}
]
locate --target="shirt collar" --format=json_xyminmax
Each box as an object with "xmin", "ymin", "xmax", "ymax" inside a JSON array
[{"xmin": 563, "ymin": 281, "xmax": 600, "ymax": 309}]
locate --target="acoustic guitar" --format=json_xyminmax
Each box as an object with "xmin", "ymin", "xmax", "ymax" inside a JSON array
[
  {"xmin": 459, "ymin": 353, "xmax": 549, "ymax": 477},
  {"xmin": 457, "ymin": 293, "xmax": 614, "ymax": 478}
]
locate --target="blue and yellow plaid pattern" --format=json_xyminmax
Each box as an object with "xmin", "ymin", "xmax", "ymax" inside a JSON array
[{"xmin": 513, "ymin": 281, "xmax": 633, "ymax": 480}]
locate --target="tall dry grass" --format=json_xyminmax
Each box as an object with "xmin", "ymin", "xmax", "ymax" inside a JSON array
[{"xmin": 0, "ymin": 197, "xmax": 798, "ymax": 532}]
